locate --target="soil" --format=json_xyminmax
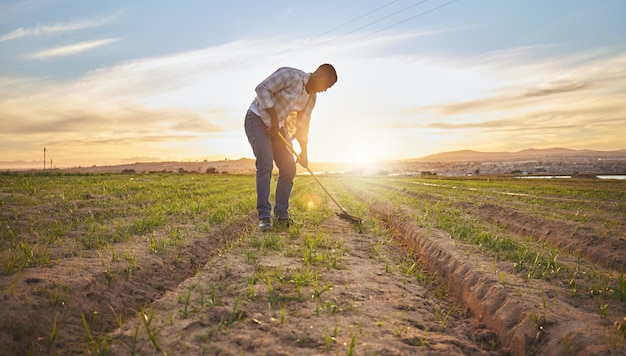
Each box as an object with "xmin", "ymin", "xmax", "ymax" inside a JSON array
[
  {"xmin": 347, "ymin": 178, "xmax": 626, "ymax": 355},
  {"xmin": 108, "ymin": 214, "xmax": 500, "ymax": 355},
  {"xmin": 1, "ymin": 176, "xmax": 625, "ymax": 355}
]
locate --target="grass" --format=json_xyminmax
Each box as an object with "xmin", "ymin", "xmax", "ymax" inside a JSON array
[
  {"xmin": 1, "ymin": 172, "xmax": 625, "ymax": 354},
  {"xmin": 341, "ymin": 177, "xmax": 624, "ymax": 289},
  {"xmin": 47, "ymin": 315, "xmax": 58, "ymax": 353},
  {"xmin": 0, "ymin": 172, "xmax": 258, "ymax": 354},
  {"xmin": 327, "ymin": 175, "xmax": 626, "ymax": 350},
  {"xmin": 140, "ymin": 304, "xmax": 163, "ymax": 353},
  {"xmin": 179, "ymin": 284, "xmax": 195, "ymax": 318},
  {"xmin": 0, "ymin": 173, "xmax": 256, "ymax": 277}
]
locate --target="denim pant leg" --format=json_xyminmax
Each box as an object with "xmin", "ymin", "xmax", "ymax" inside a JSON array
[
  {"xmin": 244, "ymin": 110, "xmax": 273, "ymax": 219},
  {"xmin": 272, "ymin": 134, "xmax": 296, "ymax": 219}
]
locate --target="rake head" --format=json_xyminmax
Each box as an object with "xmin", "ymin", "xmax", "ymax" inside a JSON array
[{"xmin": 337, "ymin": 208, "xmax": 362, "ymax": 225}]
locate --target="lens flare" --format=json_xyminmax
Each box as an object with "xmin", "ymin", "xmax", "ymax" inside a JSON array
[{"xmin": 301, "ymin": 193, "xmax": 322, "ymax": 210}]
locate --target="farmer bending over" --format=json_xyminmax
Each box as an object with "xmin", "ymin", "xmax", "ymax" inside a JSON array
[{"xmin": 244, "ymin": 64, "xmax": 337, "ymax": 231}]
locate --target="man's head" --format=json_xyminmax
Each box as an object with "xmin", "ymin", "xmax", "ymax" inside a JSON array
[{"xmin": 308, "ymin": 63, "xmax": 337, "ymax": 93}]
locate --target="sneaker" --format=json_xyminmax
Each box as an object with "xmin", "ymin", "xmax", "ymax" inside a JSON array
[
  {"xmin": 259, "ymin": 217, "xmax": 273, "ymax": 232},
  {"xmin": 278, "ymin": 217, "xmax": 302, "ymax": 228},
  {"xmin": 277, "ymin": 217, "xmax": 290, "ymax": 228}
]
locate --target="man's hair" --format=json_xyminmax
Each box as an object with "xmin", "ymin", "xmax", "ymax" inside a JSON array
[{"xmin": 318, "ymin": 63, "xmax": 337, "ymax": 84}]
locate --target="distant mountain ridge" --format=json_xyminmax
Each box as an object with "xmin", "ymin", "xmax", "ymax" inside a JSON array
[
  {"xmin": 410, "ymin": 148, "xmax": 626, "ymax": 163},
  {"xmin": 3, "ymin": 148, "xmax": 626, "ymax": 171}
]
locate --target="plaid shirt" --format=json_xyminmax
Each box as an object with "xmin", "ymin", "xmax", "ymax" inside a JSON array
[{"xmin": 249, "ymin": 67, "xmax": 317, "ymax": 143}]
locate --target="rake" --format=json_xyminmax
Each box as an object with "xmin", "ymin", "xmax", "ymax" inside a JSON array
[{"xmin": 277, "ymin": 131, "xmax": 362, "ymax": 224}]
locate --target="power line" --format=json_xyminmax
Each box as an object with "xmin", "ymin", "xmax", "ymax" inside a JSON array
[
  {"xmin": 292, "ymin": 0, "xmax": 430, "ymax": 57},
  {"xmin": 261, "ymin": 0, "xmax": 461, "ymax": 66},
  {"xmin": 338, "ymin": 0, "xmax": 428, "ymax": 38},
  {"xmin": 242, "ymin": 1, "xmax": 406, "ymax": 68},
  {"xmin": 315, "ymin": 0, "xmax": 401, "ymax": 37},
  {"xmin": 355, "ymin": 0, "xmax": 460, "ymax": 41}
]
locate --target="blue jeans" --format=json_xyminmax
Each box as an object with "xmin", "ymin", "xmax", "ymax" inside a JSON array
[{"xmin": 244, "ymin": 110, "xmax": 296, "ymax": 220}]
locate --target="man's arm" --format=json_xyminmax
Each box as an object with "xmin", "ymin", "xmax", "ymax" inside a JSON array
[
  {"xmin": 296, "ymin": 139, "xmax": 308, "ymax": 168},
  {"xmin": 264, "ymin": 107, "xmax": 279, "ymax": 136}
]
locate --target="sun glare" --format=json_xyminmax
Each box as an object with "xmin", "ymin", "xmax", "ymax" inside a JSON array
[
  {"xmin": 349, "ymin": 149, "xmax": 372, "ymax": 164},
  {"xmin": 302, "ymin": 193, "xmax": 322, "ymax": 211},
  {"xmin": 337, "ymin": 135, "xmax": 381, "ymax": 164}
]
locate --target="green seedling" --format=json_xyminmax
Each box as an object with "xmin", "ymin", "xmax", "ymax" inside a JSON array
[
  {"xmin": 47, "ymin": 314, "xmax": 58, "ymax": 352},
  {"xmin": 324, "ymin": 332, "xmax": 333, "ymax": 351},
  {"xmin": 104, "ymin": 264, "xmax": 116, "ymax": 287},
  {"xmin": 141, "ymin": 304, "xmax": 163, "ymax": 352},
  {"xmin": 227, "ymin": 293, "xmax": 244, "ymax": 326},
  {"xmin": 617, "ymin": 274, "xmax": 626, "ymax": 304},
  {"xmin": 109, "ymin": 305, "xmax": 125, "ymax": 329},
  {"xmin": 615, "ymin": 317, "xmax": 626, "ymax": 339},
  {"xmin": 279, "ymin": 305, "xmax": 286, "ymax": 324},
  {"xmin": 596, "ymin": 297, "xmax": 609, "ymax": 319},
  {"xmin": 262, "ymin": 232, "xmax": 283, "ymax": 251},
  {"xmin": 562, "ymin": 336, "xmax": 575, "ymax": 355},
  {"xmin": 267, "ymin": 275, "xmax": 277, "ymax": 307},
  {"xmin": 180, "ymin": 285, "xmax": 195, "ymax": 318},
  {"xmin": 293, "ymin": 265, "xmax": 316, "ymax": 288},
  {"xmin": 244, "ymin": 249, "xmax": 257, "ymax": 264},
  {"xmin": 312, "ymin": 279, "xmax": 332, "ymax": 300},
  {"xmin": 208, "ymin": 283, "xmax": 219, "ymax": 306},
  {"xmin": 347, "ymin": 332, "xmax": 357, "ymax": 356},
  {"xmin": 81, "ymin": 311, "xmax": 111, "ymax": 355}
]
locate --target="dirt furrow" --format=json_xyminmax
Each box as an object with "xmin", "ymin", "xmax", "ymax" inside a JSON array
[
  {"xmin": 364, "ymin": 179, "xmax": 625, "ymax": 271},
  {"xmin": 0, "ymin": 211, "xmax": 257, "ymax": 355},
  {"xmin": 108, "ymin": 204, "xmax": 504, "ymax": 355},
  {"xmin": 344, "ymin": 181, "xmax": 625, "ymax": 355}
]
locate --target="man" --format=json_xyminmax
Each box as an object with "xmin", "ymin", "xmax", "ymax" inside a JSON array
[{"xmin": 244, "ymin": 64, "xmax": 337, "ymax": 231}]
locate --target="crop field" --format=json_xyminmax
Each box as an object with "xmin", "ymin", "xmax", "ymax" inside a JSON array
[{"xmin": 1, "ymin": 173, "xmax": 625, "ymax": 355}]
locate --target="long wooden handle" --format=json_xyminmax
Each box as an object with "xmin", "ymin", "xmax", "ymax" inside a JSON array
[{"xmin": 276, "ymin": 132, "xmax": 348, "ymax": 214}]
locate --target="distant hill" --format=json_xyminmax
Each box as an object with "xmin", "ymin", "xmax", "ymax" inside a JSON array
[
  {"xmin": 4, "ymin": 148, "xmax": 626, "ymax": 174},
  {"xmin": 0, "ymin": 160, "xmax": 40, "ymax": 169},
  {"xmin": 410, "ymin": 148, "xmax": 626, "ymax": 163},
  {"xmin": 56, "ymin": 158, "xmax": 256, "ymax": 174}
]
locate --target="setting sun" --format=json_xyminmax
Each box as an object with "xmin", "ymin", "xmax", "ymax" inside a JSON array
[
  {"xmin": 326, "ymin": 134, "xmax": 376, "ymax": 163},
  {"xmin": 308, "ymin": 125, "xmax": 389, "ymax": 164}
]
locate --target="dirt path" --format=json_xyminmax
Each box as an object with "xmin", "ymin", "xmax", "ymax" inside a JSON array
[{"xmin": 109, "ymin": 212, "xmax": 503, "ymax": 355}]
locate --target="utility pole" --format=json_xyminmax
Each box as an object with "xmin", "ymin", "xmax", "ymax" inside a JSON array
[{"xmin": 43, "ymin": 147, "xmax": 46, "ymax": 171}]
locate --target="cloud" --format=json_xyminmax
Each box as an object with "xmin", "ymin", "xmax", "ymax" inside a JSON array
[
  {"xmin": 0, "ymin": 14, "xmax": 120, "ymax": 42},
  {"xmin": 0, "ymin": 0, "xmax": 48, "ymax": 22},
  {"xmin": 523, "ymin": 81, "xmax": 588, "ymax": 97},
  {"xmin": 358, "ymin": 46, "xmax": 626, "ymax": 157},
  {"xmin": 0, "ymin": 100, "xmax": 221, "ymax": 137},
  {"xmin": 2, "ymin": 32, "xmax": 625, "ymax": 165},
  {"xmin": 2, "ymin": 33, "xmax": 408, "ymax": 164},
  {"xmin": 25, "ymin": 38, "xmax": 121, "ymax": 59},
  {"xmin": 401, "ymin": 48, "xmax": 626, "ymax": 120}
]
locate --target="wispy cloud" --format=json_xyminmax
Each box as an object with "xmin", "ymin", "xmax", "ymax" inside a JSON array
[
  {"xmin": 2, "ymin": 32, "xmax": 625, "ymax": 165},
  {"xmin": 403, "ymin": 48, "xmax": 626, "ymax": 118},
  {"xmin": 0, "ymin": 0, "xmax": 48, "ymax": 23},
  {"xmin": 523, "ymin": 81, "xmax": 588, "ymax": 97},
  {"xmin": 0, "ymin": 14, "xmax": 119, "ymax": 42},
  {"xmin": 352, "ymin": 46, "xmax": 626, "ymax": 155},
  {"xmin": 25, "ymin": 38, "xmax": 120, "ymax": 59}
]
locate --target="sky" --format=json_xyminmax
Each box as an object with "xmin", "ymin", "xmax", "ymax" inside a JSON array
[{"xmin": 1, "ymin": 0, "xmax": 625, "ymax": 168}]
